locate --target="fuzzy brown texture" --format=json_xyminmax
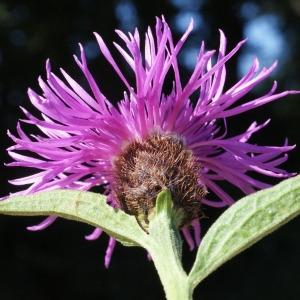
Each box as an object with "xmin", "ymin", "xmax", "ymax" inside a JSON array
[{"xmin": 112, "ymin": 133, "xmax": 206, "ymax": 231}]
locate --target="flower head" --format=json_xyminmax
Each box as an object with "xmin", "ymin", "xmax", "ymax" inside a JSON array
[{"xmin": 5, "ymin": 17, "xmax": 298, "ymax": 267}]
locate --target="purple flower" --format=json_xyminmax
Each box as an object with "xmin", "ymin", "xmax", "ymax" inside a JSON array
[{"xmin": 5, "ymin": 17, "xmax": 298, "ymax": 267}]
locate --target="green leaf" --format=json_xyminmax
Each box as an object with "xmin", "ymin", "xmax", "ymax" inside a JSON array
[
  {"xmin": 188, "ymin": 175, "xmax": 300, "ymax": 289},
  {"xmin": 0, "ymin": 190, "xmax": 147, "ymax": 247},
  {"xmin": 0, "ymin": 189, "xmax": 192, "ymax": 299}
]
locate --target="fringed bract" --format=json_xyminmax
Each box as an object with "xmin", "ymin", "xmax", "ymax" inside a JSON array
[{"xmin": 113, "ymin": 133, "xmax": 206, "ymax": 232}]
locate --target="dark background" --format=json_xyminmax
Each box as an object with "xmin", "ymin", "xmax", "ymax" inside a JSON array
[{"xmin": 0, "ymin": 0, "xmax": 300, "ymax": 299}]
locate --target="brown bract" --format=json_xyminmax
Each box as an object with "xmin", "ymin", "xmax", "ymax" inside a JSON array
[{"xmin": 112, "ymin": 133, "xmax": 206, "ymax": 232}]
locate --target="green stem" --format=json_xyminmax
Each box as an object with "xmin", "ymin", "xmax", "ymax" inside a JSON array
[
  {"xmin": 147, "ymin": 231, "xmax": 191, "ymax": 299},
  {"xmin": 144, "ymin": 190, "xmax": 193, "ymax": 300}
]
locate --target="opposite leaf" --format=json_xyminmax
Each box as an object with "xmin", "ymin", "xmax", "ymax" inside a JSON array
[
  {"xmin": 0, "ymin": 190, "xmax": 147, "ymax": 247},
  {"xmin": 188, "ymin": 175, "xmax": 300, "ymax": 289}
]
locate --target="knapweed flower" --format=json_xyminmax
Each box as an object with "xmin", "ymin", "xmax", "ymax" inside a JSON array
[{"xmin": 5, "ymin": 17, "xmax": 298, "ymax": 267}]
